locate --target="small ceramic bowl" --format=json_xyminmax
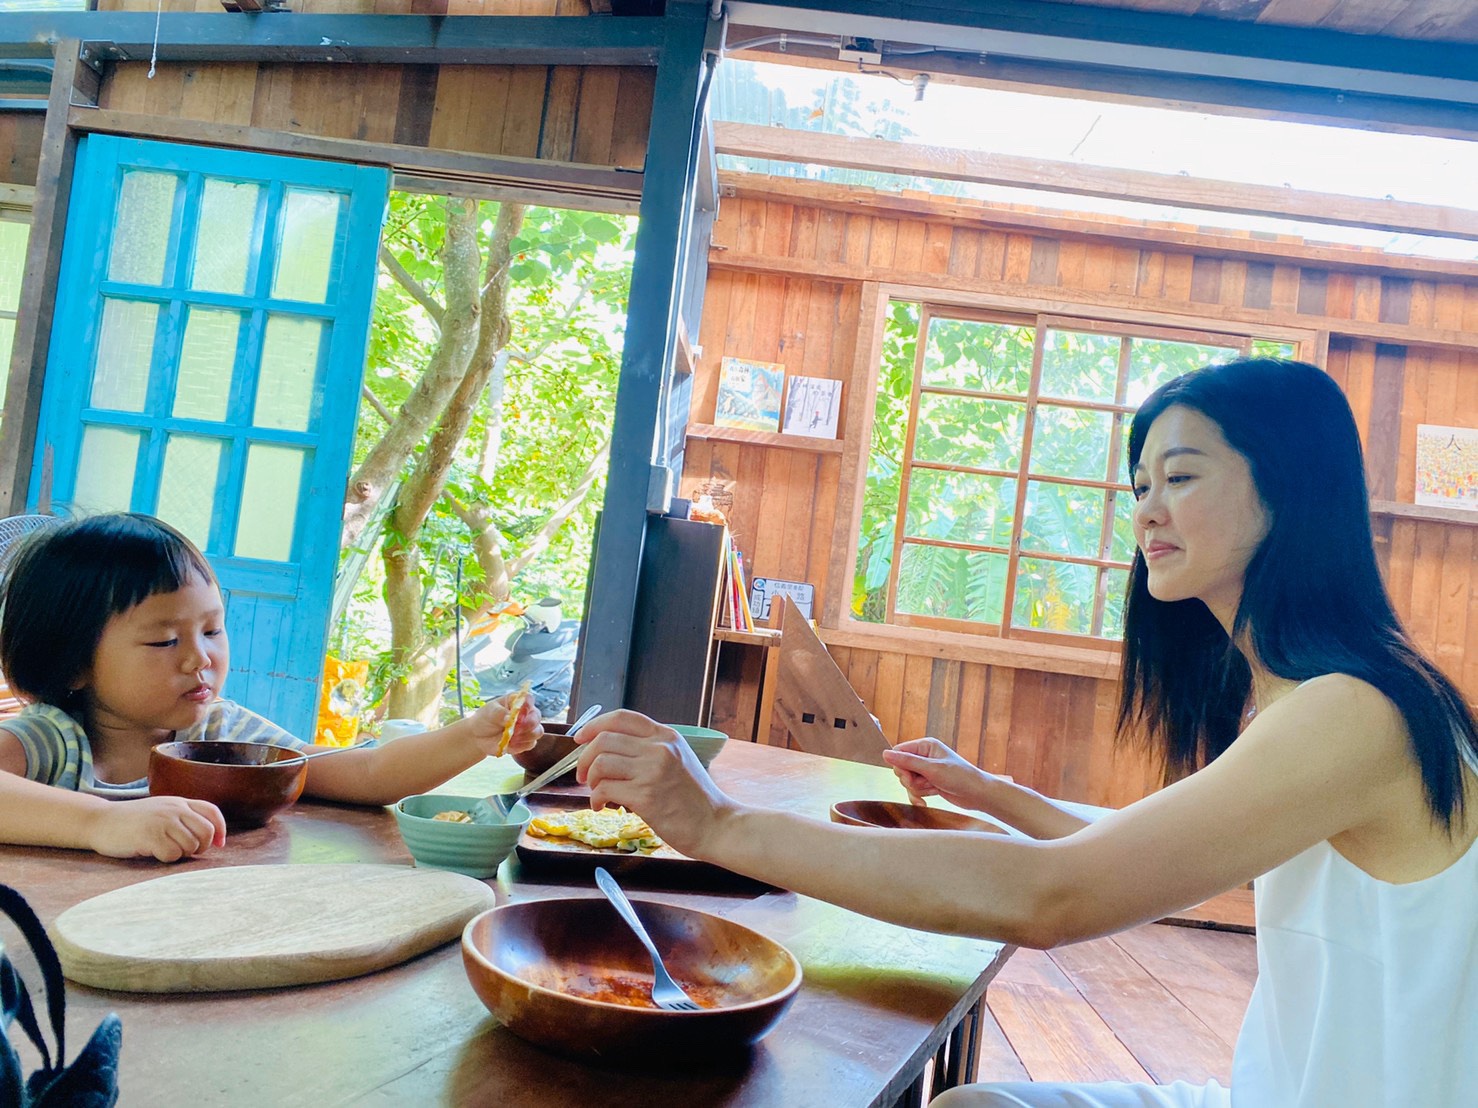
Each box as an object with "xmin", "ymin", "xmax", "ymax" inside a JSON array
[
  {"xmin": 148, "ymin": 741, "xmax": 308, "ymax": 829},
  {"xmin": 393, "ymin": 793, "xmax": 531, "ymax": 879},
  {"xmin": 512, "ymin": 721, "xmax": 727, "ymax": 780},
  {"xmin": 461, "ymin": 897, "xmax": 802, "ymax": 1060},
  {"xmin": 829, "ymin": 799, "xmax": 1008, "ymax": 835}
]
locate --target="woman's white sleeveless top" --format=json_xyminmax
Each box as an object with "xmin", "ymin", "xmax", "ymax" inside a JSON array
[{"xmin": 1231, "ymin": 828, "xmax": 1478, "ymax": 1106}]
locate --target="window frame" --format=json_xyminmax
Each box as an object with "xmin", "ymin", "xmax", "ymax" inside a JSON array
[
  {"xmin": 837, "ymin": 281, "xmax": 1323, "ymax": 660},
  {"xmin": 0, "ymin": 188, "xmax": 35, "ymax": 413}
]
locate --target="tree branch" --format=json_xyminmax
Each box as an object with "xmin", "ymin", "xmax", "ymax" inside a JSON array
[
  {"xmin": 509, "ymin": 437, "xmax": 611, "ymax": 578},
  {"xmin": 379, "ymin": 242, "xmax": 444, "ymax": 330},
  {"xmin": 360, "ymin": 385, "xmax": 395, "ymax": 425},
  {"xmin": 504, "ymin": 270, "xmax": 601, "ymax": 368}
]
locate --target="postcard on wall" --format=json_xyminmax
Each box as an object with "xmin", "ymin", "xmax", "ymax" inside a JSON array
[
  {"xmin": 781, "ymin": 375, "xmax": 843, "ymax": 439},
  {"xmin": 748, "ymin": 577, "xmax": 815, "ymax": 622},
  {"xmin": 714, "ymin": 357, "xmax": 785, "ymax": 433},
  {"xmin": 1415, "ymin": 424, "xmax": 1478, "ymax": 511}
]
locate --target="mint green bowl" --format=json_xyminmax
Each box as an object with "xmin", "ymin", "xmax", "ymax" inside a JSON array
[
  {"xmin": 668, "ymin": 725, "xmax": 727, "ymax": 769},
  {"xmin": 393, "ymin": 793, "xmax": 530, "ymax": 879}
]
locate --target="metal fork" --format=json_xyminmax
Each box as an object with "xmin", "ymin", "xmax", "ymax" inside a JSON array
[{"xmin": 593, "ymin": 866, "xmax": 702, "ymax": 1012}]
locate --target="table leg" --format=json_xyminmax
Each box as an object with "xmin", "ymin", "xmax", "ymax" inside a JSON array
[{"xmin": 889, "ymin": 1068, "xmax": 928, "ymax": 1108}]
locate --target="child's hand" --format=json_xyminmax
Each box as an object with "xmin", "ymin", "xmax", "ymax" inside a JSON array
[
  {"xmin": 469, "ymin": 693, "xmax": 544, "ymax": 758},
  {"xmin": 89, "ymin": 797, "xmax": 228, "ymax": 862}
]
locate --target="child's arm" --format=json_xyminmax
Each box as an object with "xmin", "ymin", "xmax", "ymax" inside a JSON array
[
  {"xmin": 0, "ymin": 733, "xmax": 227, "ymax": 861},
  {"xmin": 302, "ymin": 695, "xmax": 541, "ymax": 806}
]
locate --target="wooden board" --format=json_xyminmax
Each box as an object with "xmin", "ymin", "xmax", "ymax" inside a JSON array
[
  {"xmin": 771, "ymin": 596, "xmax": 893, "ymax": 765},
  {"xmin": 52, "ymin": 863, "xmax": 496, "ymax": 994},
  {"xmin": 514, "ymin": 792, "xmax": 766, "ymax": 890}
]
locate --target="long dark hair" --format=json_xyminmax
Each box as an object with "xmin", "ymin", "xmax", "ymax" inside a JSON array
[
  {"xmin": 0, "ymin": 512, "xmax": 215, "ymax": 709},
  {"xmin": 1117, "ymin": 358, "xmax": 1478, "ymax": 828}
]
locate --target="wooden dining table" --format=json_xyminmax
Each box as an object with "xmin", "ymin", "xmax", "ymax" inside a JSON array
[{"xmin": 1, "ymin": 739, "xmax": 1013, "ymax": 1107}]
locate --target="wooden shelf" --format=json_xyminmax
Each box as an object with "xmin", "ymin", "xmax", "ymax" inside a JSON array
[
  {"xmin": 686, "ymin": 423, "xmax": 844, "ymax": 455},
  {"xmin": 714, "ymin": 627, "xmax": 781, "ymax": 646},
  {"xmin": 1371, "ymin": 499, "xmax": 1478, "ymax": 528}
]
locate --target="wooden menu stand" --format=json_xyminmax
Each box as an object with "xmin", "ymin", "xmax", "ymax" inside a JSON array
[{"xmin": 766, "ymin": 596, "xmax": 892, "ymax": 766}]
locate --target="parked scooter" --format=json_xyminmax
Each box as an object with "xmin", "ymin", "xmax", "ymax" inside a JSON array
[{"xmin": 458, "ymin": 597, "xmax": 580, "ymax": 719}]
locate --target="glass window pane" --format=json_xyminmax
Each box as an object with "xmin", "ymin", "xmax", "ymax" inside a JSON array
[
  {"xmin": 0, "ymin": 317, "xmax": 13, "ymax": 410},
  {"xmin": 1040, "ymin": 329, "xmax": 1121, "ymax": 403},
  {"xmin": 921, "ymin": 316, "xmax": 1033, "ymax": 393},
  {"xmin": 1125, "ymin": 338, "xmax": 1240, "ymax": 407},
  {"xmin": 1011, "ymin": 558, "xmax": 1097, "ymax": 635},
  {"xmin": 157, "ymin": 435, "xmax": 223, "ymax": 550},
  {"xmin": 253, "ymin": 315, "xmax": 323, "ymax": 431},
  {"xmin": 270, "ymin": 188, "xmax": 343, "ymax": 303},
  {"xmin": 1110, "ymin": 488, "xmax": 1137, "ymax": 563},
  {"xmin": 191, "ymin": 179, "xmax": 262, "ymax": 295},
  {"xmin": 235, "ymin": 444, "xmax": 304, "ymax": 561},
  {"xmin": 173, "ymin": 307, "xmax": 242, "ymax": 422},
  {"xmin": 913, "ymin": 394, "xmax": 1024, "ymax": 469},
  {"xmin": 895, "ymin": 543, "xmax": 1006, "ymax": 624},
  {"xmin": 72, "ymin": 425, "xmax": 140, "ymax": 514},
  {"xmin": 1101, "ymin": 567, "xmax": 1130, "ymax": 639},
  {"xmin": 90, "ymin": 298, "xmax": 158, "ymax": 412},
  {"xmin": 108, "ymin": 170, "xmax": 179, "ymax": 286},
  {"xmin": 1252, "ymin": 339, "xmax": 1297, "ymax": 359},
  {"xmin": 1030, "ymin": 404, "xmax": 1113, "ymax": 481},
  {"xmin": 904, "ymin": 470, "xmax": 1015, "ymax": 548},
  {"xmin": 0, "ymin": 220, "xmax": 29, "ymax": 312},
  {"xmin": 1021, "ymin": 481, "xmax": 1105, "ymax": 559}
]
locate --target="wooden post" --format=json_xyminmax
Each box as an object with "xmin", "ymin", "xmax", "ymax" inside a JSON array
[{"xmin": 0, "ymin": 40, "xmax": 99, "ymax": 515}]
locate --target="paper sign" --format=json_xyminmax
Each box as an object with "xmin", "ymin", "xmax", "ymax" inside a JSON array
[{"xmin": 749, "ymin": 577, "xmax": 815, "ymax": 621}]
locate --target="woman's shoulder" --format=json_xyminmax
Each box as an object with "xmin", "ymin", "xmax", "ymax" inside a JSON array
[{"xmin": 1260, "ymin": 673, "xmax": 1411, "ymax": 768}]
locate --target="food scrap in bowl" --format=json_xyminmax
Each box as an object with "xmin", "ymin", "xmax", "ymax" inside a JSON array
[{"xmin": 433, "ymin": 810, "xmax": 474, "ymax": 823}]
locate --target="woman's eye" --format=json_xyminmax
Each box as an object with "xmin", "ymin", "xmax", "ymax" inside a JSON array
[
  {"xmin": 1167, "ymin": 474, "xmax": 1193, "ymax": 485},
  {"xmin": 1131, "ymin": 484, "xmax": 1148, "ymax": 501}
]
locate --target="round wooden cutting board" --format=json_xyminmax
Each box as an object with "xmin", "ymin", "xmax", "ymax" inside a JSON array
[{"xmin": 53, "ymin": 863, "xmax": 497, "ymax": 993}]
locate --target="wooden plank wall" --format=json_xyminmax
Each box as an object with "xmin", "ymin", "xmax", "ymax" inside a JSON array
[
  {"xmin": 690, "ymin": 178, "xmax": 1478, "ymax": 807},
  {"xmin": 94, "ymin": 60, "xmax": 651, "ymax": 167},
  {"xmin": 0, "ymin": 114, "xmax": 44, "ymax": 187}
]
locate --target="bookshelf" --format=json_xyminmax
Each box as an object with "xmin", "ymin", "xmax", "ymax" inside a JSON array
[{"xmin": 686, "ymin": 422, "xmax": 844, "ymax": 455}]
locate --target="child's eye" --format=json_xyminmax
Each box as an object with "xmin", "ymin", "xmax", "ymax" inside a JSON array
[
  {"xmin": 205, "ymin": 628, "xmax": 225, "ymax": 638},
  {"xmin": 146, "ymin": 638, "xmax": 179, "ymax": 648}
]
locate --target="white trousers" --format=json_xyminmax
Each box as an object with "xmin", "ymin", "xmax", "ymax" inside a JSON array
[{"xmin": 931, "ymin": 1079, "xmax": 1230, "ymax": 1108}]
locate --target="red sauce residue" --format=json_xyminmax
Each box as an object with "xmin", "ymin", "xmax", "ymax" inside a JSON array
[{"xmin": 562, "ymin": 972, "xmax": 726, "ymax": 1010}]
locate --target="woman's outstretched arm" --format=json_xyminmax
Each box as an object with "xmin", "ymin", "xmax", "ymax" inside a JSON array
[{"xmin": 575, "ymin": 676, "xmax": 1413, "ymax": 948}]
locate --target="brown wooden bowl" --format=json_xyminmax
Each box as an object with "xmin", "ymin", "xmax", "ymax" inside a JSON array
[
  {"xmin": 148, "ymin": 741, "xmax": 308, "ymax": 829},
  {"xmin": 461, "ymin": 897, "xmax": 802, "ymax": 1061},
  {"xmin": 509, "ymin": 721, "xmax": 575, "ymax": 778},
  {"xmin": 829, "ymin": 800, "xmax": 1008, "ymax": 835}
]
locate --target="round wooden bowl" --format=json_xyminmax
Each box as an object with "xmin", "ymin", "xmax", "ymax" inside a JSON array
[
  {"xmin": 461, "ymin": 898, "xmax": 802, "ymax": 1060},
  {"xmin": 829, "ymin": 800, "xmax": 1008, "ymax": 835},
  {"xmin": 148, "ymin": 741, "xmax": 308, "ymax": 829}
]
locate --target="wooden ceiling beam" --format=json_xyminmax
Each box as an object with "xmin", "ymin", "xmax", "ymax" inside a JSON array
[{"xmin": 715, "ymin": 120, "xmax": 1478, "ymax": 242}]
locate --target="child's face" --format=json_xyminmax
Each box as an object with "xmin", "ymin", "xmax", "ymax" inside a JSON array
[{"xmin": 79, "ymin": 573, "xmax": 229, "ymax": 739}]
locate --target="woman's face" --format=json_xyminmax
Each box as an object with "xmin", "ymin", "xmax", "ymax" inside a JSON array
[{"xmin": 1131, "ymin": 405, "xmax": 1269, "ymax": 630}]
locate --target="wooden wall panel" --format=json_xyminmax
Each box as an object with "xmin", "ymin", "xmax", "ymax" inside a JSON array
[
  {"xmin": 0, "ymin": 114, "xmax": 45, "ymax": 188},
  {"xmin": 696, "ymin": 179, "xmax": 1478, "ymax": 808},
  {"xmin": 95, "ymin": 60, "xmax": 651, "ymax": 167}
]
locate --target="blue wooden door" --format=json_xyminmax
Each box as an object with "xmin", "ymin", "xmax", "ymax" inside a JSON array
[{"xmin": 31, "ymin": 135, "xmax": 388, "ymax": 740}]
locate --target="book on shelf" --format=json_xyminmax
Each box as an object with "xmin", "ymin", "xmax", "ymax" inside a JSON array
[
  {"xmin": 714, "ymin": 357, "xmax": 785, "ymax": 433},
  {"xmin": 781, "ymin": 375, "xmax": 843, "ymax": 439},
  {"xmin": 716, "ymin": 535, "xmax": 756, "ymax": 632}
]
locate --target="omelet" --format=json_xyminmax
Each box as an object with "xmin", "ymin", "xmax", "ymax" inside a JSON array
[
  {"xmin": 497, "ymin": 680, "xmax": 533, "ymax": 756},
  {"xmin": 528, "ymin": 807, "xmax": 663, "ymax": 853}
]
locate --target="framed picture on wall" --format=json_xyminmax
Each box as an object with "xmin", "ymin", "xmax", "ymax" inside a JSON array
[{"xmin": 1415, "ymin": 424, "xmax": 1478, "ymax": 511}]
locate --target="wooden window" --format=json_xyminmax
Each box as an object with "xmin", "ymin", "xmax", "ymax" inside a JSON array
[
  {"xmin": 0, "ymin": 199, "xmax": 30, "ymax": 412},
  {"xmin": 854, "ymin": 299, "xmax": 1299, "ymax": 646}
]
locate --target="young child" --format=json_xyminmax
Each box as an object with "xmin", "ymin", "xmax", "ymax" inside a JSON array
[{"xmin": 0, "ymin": 512, "xmax": 542, "ymax": 862}]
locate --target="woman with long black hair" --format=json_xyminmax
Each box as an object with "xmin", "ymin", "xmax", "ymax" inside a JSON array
[{"xmin": 569, "ymin": 359, "xmax": 1478, "ymax": 1107}]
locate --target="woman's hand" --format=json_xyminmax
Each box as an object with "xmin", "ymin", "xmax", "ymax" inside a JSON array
[
  {"xmin": 572, "ymin": 710, "xmax": 734, "ymax": 858},
  {"xmin": 467, "ymin": 691, "xmax": 544, "ymax": 757},
  {"xmin": 89, "ymin": 797, "xmax": 227, "ymax": 862},
  {"xmin": 882, "ymin": 738, "xmax": 994, "ymax": 811}
]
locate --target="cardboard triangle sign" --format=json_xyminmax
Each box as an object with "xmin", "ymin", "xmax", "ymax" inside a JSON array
[{"xmin": 771, "ymin": 596, "xmax": 892, "ymax": 766}]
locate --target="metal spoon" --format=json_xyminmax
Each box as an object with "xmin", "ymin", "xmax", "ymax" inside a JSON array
[{"xmin": 471, "ymin": 702, "xmax": 603, "ymax": 825}]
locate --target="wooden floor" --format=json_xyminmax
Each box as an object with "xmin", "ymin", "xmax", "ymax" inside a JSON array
[{"xmin": 974, "ymin": 921, "xmax": 1258, "ymax": 1089}]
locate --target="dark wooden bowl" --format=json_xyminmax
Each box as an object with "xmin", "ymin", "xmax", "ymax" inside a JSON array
[
  {"xmin": 461, "ymin": 898, "xmax": 802, "ymax": 1060},
  {"xmin": 829, "ymin": 800, "xmax": 1008, "ymax": 835},
  {"xmin": 509, "ymin": 721, "xmax": 575, "ymax": 778},
  {"xmin": 148, "ymin": 741, "xmax": 308, "ymax": 829}
]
